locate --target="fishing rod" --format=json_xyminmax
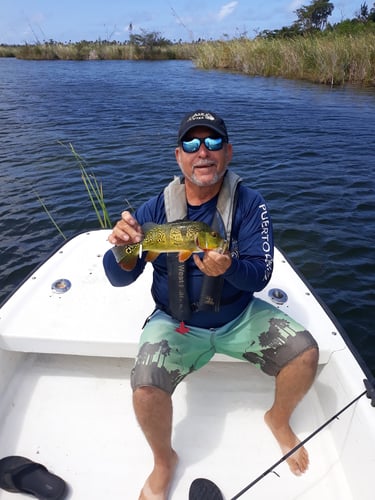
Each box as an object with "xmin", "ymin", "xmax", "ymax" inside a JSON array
[{"xmin": 189, "ymin": 383, "xmax": 374, "ymax": 500}]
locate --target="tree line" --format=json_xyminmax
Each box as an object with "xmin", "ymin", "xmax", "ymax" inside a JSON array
[{"xmin": 259, "ymin": 0, "xmax": 375, "ymax": 38}]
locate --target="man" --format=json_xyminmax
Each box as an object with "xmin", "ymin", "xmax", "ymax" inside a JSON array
[{"xmin": 103, "ymin": 110, "xmax": 319, "ymax": 500}]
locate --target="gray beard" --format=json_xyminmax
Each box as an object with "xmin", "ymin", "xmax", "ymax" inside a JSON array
[{"xmin": 181, "ymin": 167, "xmax": 226, "ymax": 187}]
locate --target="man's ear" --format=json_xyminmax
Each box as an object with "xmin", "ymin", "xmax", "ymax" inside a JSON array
[
  {"xmin": 225, "ymin": 143, "xmax": 233, "ymax": 165},
  {"xmin": 175, "ymin": 146, "xmax": 182, "ymax": 167}
]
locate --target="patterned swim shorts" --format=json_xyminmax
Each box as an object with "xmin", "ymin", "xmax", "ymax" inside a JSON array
[{"xmin": 130, "ymin": 297, "xmax": 318, "ymax": 394}]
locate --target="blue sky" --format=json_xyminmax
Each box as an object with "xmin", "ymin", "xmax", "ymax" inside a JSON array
[{"xmin": 1, "ymin": 0, "xmax": 363, "ymax": 44}]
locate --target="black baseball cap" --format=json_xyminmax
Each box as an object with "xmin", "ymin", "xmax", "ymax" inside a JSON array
[{"xmin": 177, "ymin": 110, "xmax": 229, "ymax": 143}]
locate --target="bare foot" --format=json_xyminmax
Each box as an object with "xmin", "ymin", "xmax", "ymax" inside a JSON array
[
  {"xmin": 264, "ymin": 410, "xmax": 309, "ymax": 476},
  {"xmin": 139, "ymin": 450, "xmax": 178, "ymax": 500}
]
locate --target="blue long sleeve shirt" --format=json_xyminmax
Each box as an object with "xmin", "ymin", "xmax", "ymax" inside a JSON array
[{"xmin": 103, "ymin": 182, "xmax": 274, "ymax": 328}]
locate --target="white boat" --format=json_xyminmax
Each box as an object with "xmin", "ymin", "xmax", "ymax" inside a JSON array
[{"xmin": 0, "ymin": 229, "xmax": 373, "ymax": 499}]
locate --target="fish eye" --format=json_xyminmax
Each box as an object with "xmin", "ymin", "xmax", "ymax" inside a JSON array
[{"xmin": 211, "ymin": 232, "xmax": 218, "ymax": 237}]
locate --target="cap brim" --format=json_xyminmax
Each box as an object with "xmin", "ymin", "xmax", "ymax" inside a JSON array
[{"xmin": 178, "ymin": 124, "xmax": 227, "ymax": 142}]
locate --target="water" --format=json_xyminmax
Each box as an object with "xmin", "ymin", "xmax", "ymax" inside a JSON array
[{"xmin": 0, "ymin": 58, "xmax": 374, "ymax": 374}]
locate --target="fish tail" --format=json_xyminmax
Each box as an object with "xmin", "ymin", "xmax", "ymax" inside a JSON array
[
  {"xmin": 111, "ymin": 243, "xmax": 140, "ymax": 270},
  {"xmin": 118, "ymin": 255, "xmax": 138, "ymax": 271}
]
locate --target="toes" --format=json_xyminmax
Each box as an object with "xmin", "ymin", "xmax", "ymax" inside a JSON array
[{"xmin": 287, "ymin": 448, "xmax": 309, "ymax": 476}]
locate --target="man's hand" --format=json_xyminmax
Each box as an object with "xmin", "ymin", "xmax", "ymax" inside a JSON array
[
  {"xmin": 108, "ymin": 211, "xmax": 143, "ymax": 245},
  {"xmin": 193, "ymin": 250, "xmax": 232, "ymax": 276}
]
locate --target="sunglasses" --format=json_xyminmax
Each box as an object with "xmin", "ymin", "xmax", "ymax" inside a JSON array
[{"xmin": 181, "ymin": 136, "xmax": 225, "ymax": 153}]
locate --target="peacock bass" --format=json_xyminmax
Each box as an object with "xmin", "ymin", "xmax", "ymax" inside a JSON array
[{"xmin": 111, "ymin": 220, "xmax": 227, "ymax": 271}]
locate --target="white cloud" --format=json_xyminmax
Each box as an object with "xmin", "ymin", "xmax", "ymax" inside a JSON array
[
  {"xmin": 288, "ymin": 0, "xmax": 303, "ymax": 13},
  {"xmin": 217, "ymin": 1, "xmax": 238, "ymax": 21}
]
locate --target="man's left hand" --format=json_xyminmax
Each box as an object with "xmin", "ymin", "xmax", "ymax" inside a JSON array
[{"xmin": 193, "ymin": 250, "xmax": 232, "ymax": 276}]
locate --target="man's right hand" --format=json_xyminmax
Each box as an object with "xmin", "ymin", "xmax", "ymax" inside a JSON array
[{"xmin": 108, "ymin": 211, "xmax": 143, "ymax": 245}]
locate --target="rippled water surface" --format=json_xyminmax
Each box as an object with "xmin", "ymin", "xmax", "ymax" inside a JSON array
[{"xmin": 0, "ymin": 58, "xmax": 374, "ymax": 373}]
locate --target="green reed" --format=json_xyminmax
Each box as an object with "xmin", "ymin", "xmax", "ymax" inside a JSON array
[
  {"xmin": 1, "ymin": 41, "xmax": 193, "ymax": 61},
  {"xmin": 37, "ymin": 143, "xmax": 112, "ymax": 238},
  {"xmin": 193, "ymin": 32, "xmax": 375, "ymax": 86},
  {"xmin": 65, "ymin": 143, "xmax": 112, "ymax": 229},
  {"xmin": 35, "ymin": 191, "xmax": 67, "ymax": 240},
  {"xmin": 3, "ymin": 32, "xmax": 374, "ymax": 86}
]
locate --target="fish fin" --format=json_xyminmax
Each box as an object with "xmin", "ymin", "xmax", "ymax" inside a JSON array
[
  {"xmin": 142, "ymin": 222, "xmax": 157, "ymax": 233},
  {"xmin": 145, "ymin": 251, "xmax": 160, "ymax": 262},
  {"xmin": 178, "ymin": 251, "xmax": 193, "ymax": 262},
  {"xmin": 118, "ymin": 255, "xmax": 138, "ymax": 271}
]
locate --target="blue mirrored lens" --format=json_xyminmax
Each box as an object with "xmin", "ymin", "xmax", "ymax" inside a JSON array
[
  {"xmin": 182, "ymin": 138, "xmax": 201, "ymax": 153},
  {"xmin": 182, "ymin": 137, "xmax": 224, "ymax": 153},
  {"xmin": 205, "ymin": 137, "xmax": 224, "ymax": 150}
]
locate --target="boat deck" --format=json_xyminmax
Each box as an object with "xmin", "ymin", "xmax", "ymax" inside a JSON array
[
  {"xmin": 0, "ymin": 353, "xmax": 358, "ymax": 500},
  {"xmin": 0, "ymin": 230, "xmax": 373, "ymax": 499},
  {"xmin": 0, "ymin": 230, "xmax": 347, "ymax": 363}
]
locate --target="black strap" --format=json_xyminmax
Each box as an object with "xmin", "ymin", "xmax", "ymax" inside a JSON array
[
  {"xmin": 167, "ymin": 257, "xmax": 191, "ymax": 322},
  {"xmin": 166, "ymin": 183, "xmax": 240, "ymax": 321},
  {"xmin": 197, "ymin": 187, "xmax": 239, "ymax": 313}
]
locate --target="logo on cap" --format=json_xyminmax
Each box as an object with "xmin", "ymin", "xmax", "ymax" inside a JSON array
[{"xmin": 187, "ymin": 112, "xmax": 215, "ymax": 123}]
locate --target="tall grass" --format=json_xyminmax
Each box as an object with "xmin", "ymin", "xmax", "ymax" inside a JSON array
[
  {"xmin": 193, "ymin": 32, "xmax": 375, "ymax": 86},
  {"xmin": 2, "ymin": 32, "xmax": 374, "ymax": 85},
  {"xmin": 64, "ymin": 143, "xmax": 112, "ymax": 229},
  {"xmin": 37, "ymin": 143, "xmax": 112, "ymax": 238},
  {"xmin": 0, "ymin": 41, "xmax": 194, "ymax": 61},
  {"xmin": 35, "ymin": 191, "xmax": 67, "ymax": 240},
  {"xmin": 0, "ymin": 33, "xmax": 375, "ymax": 86}
]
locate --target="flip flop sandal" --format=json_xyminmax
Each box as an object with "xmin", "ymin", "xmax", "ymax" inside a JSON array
[
  {"xmin": 189, "ymin": 478, "xmax": 224, "ymax": 500},
  {"xmin": 0, "ymin": 456, "xmax": 68, "ymax": 499}
]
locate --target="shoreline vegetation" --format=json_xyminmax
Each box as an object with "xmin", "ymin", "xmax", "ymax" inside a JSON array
[
  {"xmin": 1, "ymin": 0, "xmax": 375, "ymax": 87},
  {"xmin": 194, "ymin": 32, "xmax": 375, "ymax": 86}
]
